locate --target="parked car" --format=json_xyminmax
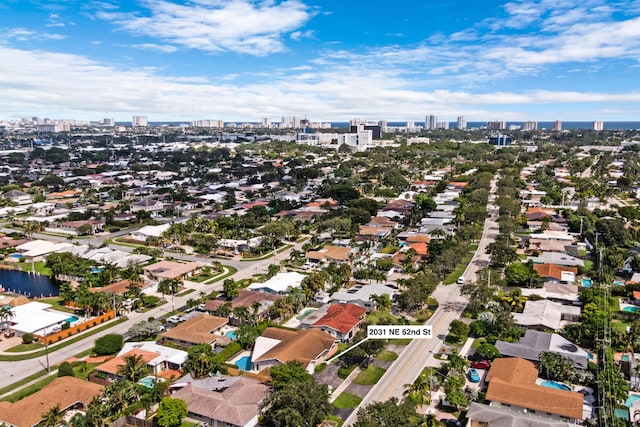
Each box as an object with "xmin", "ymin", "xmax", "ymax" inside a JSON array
[
  {"xmin": 470, "ymin": 360, "xmax": 491, "ymax": 370},
  {"xmin": 456, "ymin": 276, "xmax": 465, "ymax": 284},
  {"xmin": 468, "ymin": 368, "xmax": 481, "ymax": 383},
  {"xmin": 167, "ymin": 315, "xmax": 186, "ymax": 324},
  {"xmin": 3, "ymin": 330, "xmax": 15, "ymax": 338}
]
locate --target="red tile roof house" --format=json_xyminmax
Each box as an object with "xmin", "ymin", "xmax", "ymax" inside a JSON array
[
  {"xmin": 533, "ymin": 263, "xmax": 578, "ymax": 284},
  {"xmin": 302, "ymin": 303, "xmax": 367, "ymax": 342}
]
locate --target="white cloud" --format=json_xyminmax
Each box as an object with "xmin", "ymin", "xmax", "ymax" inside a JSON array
[
  {"xmin": 1, "ymin": 45, "xmax": 638, "ymax": 122},
  {"xmin": 97, "ymin": 0, "xmax": 314, "ymax": 55},
  {"xmin": 1, "ymin": 28, "xmax": 66, "ymax": 42},
  {"xmin": 129, "ymin": 43, "xmax": 178, "ymax": 53}
]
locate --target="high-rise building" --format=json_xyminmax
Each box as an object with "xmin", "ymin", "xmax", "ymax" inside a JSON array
[
  {"xmin": 192, "ymin": 120, "xmax": 224, "ymax": 128},
  {"xmin": 553, "ymin": 120, "xmax": 562, "ymax": 131},
  {"xmin": 524, "ymin": 121, "xmax": 538, "ymax": 131},
  {"xmin": 593, "ymin": 121, "xmax": 604, "ymax": 131},
  {"xmin": 132, "ymin": 116, "xmax": 148, "ymax": 127},
  {"xmin": 425, "ymin": 115, "xmax": 438, "ymax": 130},
  {"xmin": 103, "ymin": 118, "xmax": 115, "ymax": 126},
  {"xmin": 378, "ymin": 120, "xmax": 388, "ymax": 132},
  {"xmin": 437, "ymin": 121, "xmax": 449, "ymax": 130},
  {"xmin": 261, "ymin": 117, "xmax": 271, "ymax": 128},
  {"xmin": 487, "ymin": 121, "xmax": 506, "ymax": 130},
  {"xmin": 457, "ymin": 116, "xmax": 467, "ymax": 130}
]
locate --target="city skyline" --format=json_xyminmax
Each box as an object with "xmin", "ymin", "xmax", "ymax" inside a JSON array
[{"xmin": 1, "ymin": 0, "xmax": 640, "ymax": 121}]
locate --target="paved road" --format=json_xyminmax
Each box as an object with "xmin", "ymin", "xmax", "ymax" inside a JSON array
[
  {"xmin": 0, "ymin": 238, "xmax": 305, "ymax": 389},
  {"xmin": 343, "ymin": 177, "xmax": 499, "ymax": 426}
]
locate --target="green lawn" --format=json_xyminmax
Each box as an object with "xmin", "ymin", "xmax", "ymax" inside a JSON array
[
  {"xmin": 333, "ymin": 392, "xmax": 362, "ymax": 409},
  {"xmin": 443, "ymin": 259, "xmax": 471, "ymax": 285},
  {"xmin": 176, "ymin": 288, "xmax": 195, "ymax": 297},
  {"xmin": 326, "ymin": 415, "xmax": 344, "ymax": 426},
  {"xmin": 17, "ymin": 261, "xmax": 51, "ymax": 276},
  {"xmin": 354, "ymin": 366, "xmax": 386, "ymax": 385},
  {"xmin": 5, "ymin": 343, "xmax": 44, "ymax": 352},
  {"xmin": 375, "ymin": 350, "xmax": 398, "ymax": 362},
  {"xmin": 394, "ymin": 338, "xmax": 412, "ymax": 345},
  {"xmin": 366, "ymin": 311, "xmax": 400, "ymax": 325},
  {"xmin": 37, "ymin": 297, "xmax": 79, "ymax": 314},
  {"xmin": 471, "ymin": 338, "xmax": 486, "ymax": 350}
]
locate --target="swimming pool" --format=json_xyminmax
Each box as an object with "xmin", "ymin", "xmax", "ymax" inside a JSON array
[
  {"xmin": 138, "ymin": 377, "xmax": 156, "ymax": 388},
  {"xmin": 614, "ymin": 280, "xmax": 626, "ymax": 286},
  {"xmin": 541, "ymin": 380, "xmax": 571, "ymax": 391},
  {"xmin": 225, "ymin": 330, "xmax": 237, "ymax": 340},
  {"xmin": 65, "ymin": 315, "xmax": 79, "ymax": 324},
  {"xmin": 235, "ymin": 355, "xmax": 252, "ymax": 371},
  {"xmin": 623, "ymin": 306, "xmax": 640, "ymax": 313},
  {"xmin": 626, "ymin": 394, "xmax": 640, "ymax": 407},
  {"xmin": 582, "ymin": 277, "xmax": 592, "ymax": 287}
]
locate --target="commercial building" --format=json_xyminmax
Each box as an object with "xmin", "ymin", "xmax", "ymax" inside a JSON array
[
  {"xmin": 553, "ymin": 120, "xmax": 562, "ymax": 131},
  {"xmin": 593, "ymin": 121, "xmax": 604, "ymax": 131},
  {"xmin": 457, "ymin": 116, "xmax": 467, "ymax": 129},
  {"xmin": 132, "ymin": 115, "xmax": 148, "ymax": 127},
  {"xmin": 425, "ymin": 115, "xmax": 438, "ymax": 130}
]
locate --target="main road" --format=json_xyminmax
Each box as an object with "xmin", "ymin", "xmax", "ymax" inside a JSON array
[{"xmin": 343, "ymin": 177, "xmax": 500, "ymax": 426}]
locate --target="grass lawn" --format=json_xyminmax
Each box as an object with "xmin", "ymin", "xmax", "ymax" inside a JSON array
[
  {"xmin": 333, "ymin": 392, "xmax": 362, "ymax": 409},
  {"xmin": 5, "ymin": 343, "xmax": 44, "ymax": 352},
  {"xmin": 17, "ymin": 261, "xmax": 51, "ymax": 276},
  {"xmin": 394, "ymin": 338, "xmax": 412, "ymax": 345},
  {"xmin": 443, "ymin": 259, "xmax": 471, "ymax": 285},
  {"xmin": 176, "ymin": 288, "xmax": 195, "ymax": 297},
  {"xmin": 612, "ymin": 320, "xmax": 630, "ymax": 333},
  {"xmin": 583, "ymin": 260, "xmax": 594, "ymax": 272},
  {"xmin": 72, "ymin": 362, "xmax": 101, "ymax": 380},
  {"xmin": 354, "ymin": 366, "xmax": 386, "ymax": 385},
  {"xmin": 375, "ymin": 350, "xmax": 398, "ymax": 362},
  {"xmin": 37, "ymin": 297, "xmax": 80, "ymax": 314},
  {"xmin": 326, "ymin": 415, "xmax": 344, "ymax": 426},
  {"xmin": 366, "ymin": 311, "xmax": 400, "ymax": 325},
  {"xmin": 471, "ymin": 338, "xmax": 486, "ymax": 350}
]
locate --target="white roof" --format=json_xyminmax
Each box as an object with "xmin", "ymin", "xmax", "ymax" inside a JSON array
[
  {"xmin": 133, "ymin": 223, "xmax": 171, "ymax": 238},
  {"xmin": 251, "ymin": 336, "xmax": 281, "ymax": 361},
  {"xmin": 248, "ymin": 272, "xmax": 305, "ymax": 294},
  {"xmin": 16, "ymin": 240, "xmax": 73, "ymax": 257},
  {"xmin": 10, "ymin": 301, "xmax": 72, "ymax": 334},
  {"xmin": 331, "ymin": 283, "xmax": 398, "ymax": 304},
  {"xmin": 120, "ymin": 342, "xmax": 187, "ymax": 366}
]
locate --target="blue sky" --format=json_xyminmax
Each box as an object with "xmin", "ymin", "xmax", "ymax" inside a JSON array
[{"xmin": 1, "ymin": 0, "xmax": 640, "ymax": 122}]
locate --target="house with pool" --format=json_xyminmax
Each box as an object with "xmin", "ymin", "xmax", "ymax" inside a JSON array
[
  {"xmin": 160, "ymin": 314, "xmax": 229, "ymax": 349},
  {"xmin": 6, "ymin": 301, "xmax": 82, "ymax": 337},
  {"xmin": 95, "ymin": 342, "xmax": 187, "ymax": 380}
]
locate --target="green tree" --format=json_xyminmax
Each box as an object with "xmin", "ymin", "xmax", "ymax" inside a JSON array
[
  {"xmin": 262, "ymin": 381, "xmax": 330, "ymax": 427},
  {"xmin": 403, "ymin": 374, "xmax": 431, "ymax": 406},
  {"xmin": 155, "ymin": 398, "xmax": 188, "ymax": 427},
  {"xmin": 58, "ymin": 361, "xmax": 75, "ymax": 377},
  {"xmin": 223, "ymin": 279, "xmax": 240, "ymax": 300},
  {"xmin": 353, "ymin": 398, "xmax": 425, "ymax": 427},
  {"xmin": 269, "ymin": 360, "xmax": 313, "ymax": 389},
  {"xmin": 41, "ymin": 404, "xmax": 64, "ymax": 427},
  {"xmin": 94, "ymin": 334, "xmax": 124, "ymax": 356},
  {"xmin": 117, "ymin": 354, "xmax": 149, "ymax": 382}
]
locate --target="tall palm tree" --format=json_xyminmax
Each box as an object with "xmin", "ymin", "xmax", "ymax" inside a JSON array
[
  {"xmin": 117, "ymin": 354, "xmax": 149, "ymax": 382},
  {"xmin": 41, "ymin": 404, "xmax": 65, "ymax": 427},
  {"xmin": 404, "ymin": 374, "xmax": 431, "ymax": 406},
  {"xmin": 0, "ymin": 305, "xmax": 15, "ymax": 329}
]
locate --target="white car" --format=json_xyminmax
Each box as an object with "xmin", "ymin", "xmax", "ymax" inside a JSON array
[
  {"xmin": 167, "ymin": 315, "xmax": 186, "ymax": 324},
  {"xmin": 457, "ymin": 276, "xmax": 466, "ymax": 284}
]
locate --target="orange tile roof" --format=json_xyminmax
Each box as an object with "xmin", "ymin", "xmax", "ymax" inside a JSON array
[
  {"xmin": 306, "ymin": 246, "xmax": 351, "ymax": 261},
  {"xmin": 89, "ymin": 279, "xmax": 132, "ymax": 295},
  {"xmin": 409, "ymin": 242, "xmax": 428, "ymax": 256},
  {"xmin": 161, "ymin": 314, "xmax": 228, "ymax": 345},
  {"xmin": 254, "ymin": 328, "xmax": 336, "ymax": 367},
  {"xmin": 449, "ymin": 181, "xmax": 469, "ymax": 187},
  {"xmin": 311, "ymin": 304, "xmax": 367, "ymax": 334},
  {"xmin": 533, "ymin": 263, "xmax": 578, "ymax": 281},
  {"xmin": 95, "ymin": 348, "xmax": 159, "ymax": 376},
  {"xmin": 633, "ymin": 291, "xmax": 640, "ymax": 300},
  {"xmin": 485, "ymin": 358, "xmax": 583, "ymax": 419},
  {"xmin": 0, "ymin": 376, "xmax": 103, "ymax": 427}
]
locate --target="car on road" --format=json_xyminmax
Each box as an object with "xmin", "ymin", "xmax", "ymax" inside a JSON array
[
  {"xmin": 470, "ymin": 360, "xmax": 491, "ymax": 370},
  {"xmin": 166, "ymin": 315, "xmax": 186, "ymax": 324},
  {"xmin": 456, "ymin": 276, "xmax": 465, "ymax": 284},
  {"xmin": 468, "ymin": 368, "xmax": 481, "ymax": 383}
]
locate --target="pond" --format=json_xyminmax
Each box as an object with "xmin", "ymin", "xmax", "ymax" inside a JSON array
[{"xmin": 0, "ymin": 268, "xmax": 59, "ymax": 297}]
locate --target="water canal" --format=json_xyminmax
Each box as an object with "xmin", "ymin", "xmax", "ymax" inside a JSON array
[{"xmin": 0, "ymin": 268, "xmax": 59, "ymax": 297}]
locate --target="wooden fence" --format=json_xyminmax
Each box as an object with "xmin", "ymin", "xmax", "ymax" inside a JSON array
[{"xmin": 36, "ymin": 310, "xmax": 115, "ymax": 344}]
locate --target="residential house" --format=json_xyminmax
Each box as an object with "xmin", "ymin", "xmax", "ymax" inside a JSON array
[
  {"xmin": 95, "ymin": 343, "xmax": 187, "ymax": 379},
  {"xmin": 528, "ymin": 238, "xmax": 571, "ymax": 254},
  {"xmin": 529, "ymin": 230, "xmax": 574, "ymax": 242},
  {"xmin": 170, "ymin": 375, "xmax": 268, "ymax": 427},
  {"xmin": 485, "ymin": 358, "xmax": 585, "ymax": 422},
  {"xmin": 306, "ymin": 246, "xmax": 352, "ymax": 265},
  {"xmin": 130, "ymin": 196, "xmax": 166, "ymax": 215},
  {"xmin": 160, "ymin": 314, "xmax": 229, "ymax": 348},
  {"xmin": 247, "ymin": 271, "xmax": 306, "ymax": 295},
  {"xmin": 519, "ymin": 189, "xmax": 547, "ymax": 207},
  {"xmin": 533, "ymin": 263, "xmax": 578, "ymax": 284},
  {"xmin": 466, "ymin": 402, "xmax": 570, "ymax": 427},
  {"xmin": 143, "ymin": 260, "xmax": 205, "ymax": 281},
  {"xmin": 202, "ymin": 289, "xmax": 282, "ymax": 325},
  {"xmin": 53, "ymin": 219, "xmax": 105, "ymax": 236},
  {"xmin": 512, "ymin": 299, "xmax": 581, "ymax": 331},
  {"xmin": 300, "ymin": 303, "xmax": 367, "ymax": 342},
  {"xmin": 357, "ymin": 225, "xmax": 392, "ymax": 241},
  {"xmin": 520, "ymin": 282, "xmax": 580, "ymax": 305},
  {"xmin": 330, "ymin": 283, "xmax": 399, "ymax": 310},
  {"xmin": 1, "ymin": 189, "xmax": 32, "ymax": 205},
  {"xmin": 0, "ymin": 377, "xmax": 103, "ymax": 427},
  {"xmin": 495, "ymin": 330, "xmax": 589, "ymax": 369},
  {"xmin": 251, "ymin": 327, "xmax": 337, "ymax": 373},
  {"xmin": 528, "ymin": 253, "xmax": 584, "ymax": 268},
  {"xmin": 129, "ymin": 223, "xmax": 171, "ymax": 242}
]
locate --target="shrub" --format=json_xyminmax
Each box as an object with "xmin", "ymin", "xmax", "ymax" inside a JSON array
[
  {"xmin": 22, "ymin": 333, "xmax": 34, "ymax": 344},
  {"xmin": 58, "ymin": 361, "xmax": 75, "ymax": 377},
  {"xmin": 315, "ymin": 363, "xmax": 327, "ymax": 373},
  {"xmin": 338, "ymin": 364, "xmax": 356, "ymax": 379},
  {"xmin": 94, "ymin": 334, "xmax": 124, "ymax": 355}
]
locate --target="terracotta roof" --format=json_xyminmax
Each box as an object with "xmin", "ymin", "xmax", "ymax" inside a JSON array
[
  {"xmin": 406, "ymin": 234, "xmax": 430, "ymax": 243},
  {"xmin": 408, "ymin": 242, "xmax": 428, "ymax": 256},
  {"xmin": 161, "ymin": 314, "xmax": 228, "ymax": 345},
  {"xmin": 311, "ymin": 304, "xmax": 367, "ymax": 334},
  {"xmin": 89, "ymin": 279, "xmax": 132, "ymax": 295},
  {"xmin": 485, "ymin": 358, "xmax": 583, "ymax": 419},
  {"xmin": 358, "ymin": 225, "xmax": 391, "ymax": 237},
  {"xmin": 203, "ymin": 289, "xmax": 281, "ymax": 311},
  {"xmin": 449, "ymin": 181, "xmax": 469, "ymax": 187},
  {"xmin": 533, "ymin": 263, "xmax": 577, "ymax": 281},
  {"xmin": 254, "ymin": 327, "xmax": 336, "ymax": 367},
  {"xmin": 172, "ymin": 378, "xmax": 268, "ymax": 426},
  {"xmin": 306, "ymin": 246, "xmax": 351, "ymax": 261},
  {"xmin": 95, "ymin": 348, "xmax": 159, "ymax": 376},
  {"xmin": 143, "ymin": 260, "xmax": 204, "ymax": 280},
  {"xmin": 633, "ymin": 291, "xmax": 640, "ymax": 300},
  {"xmin": 0, "ymin": 376, "xmax": 103, "ymax": 427}
]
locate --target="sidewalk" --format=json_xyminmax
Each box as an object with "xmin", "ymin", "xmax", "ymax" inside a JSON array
[{"xmin": 329, "ymin": 366, "xmax": 362, "ymax": 403}]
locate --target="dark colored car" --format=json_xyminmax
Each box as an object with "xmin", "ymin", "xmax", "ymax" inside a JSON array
[{"xmin": 470, "ymin": 360, "xmax": 491, "ymax": 369}]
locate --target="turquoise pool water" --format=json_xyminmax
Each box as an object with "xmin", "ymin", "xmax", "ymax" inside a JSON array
[
  {"xmin": 614, "ymin": 280, "xmax": 626, "ymax": 286},
  {"xmin": 235, "ymin": 356, "xmax": 252, "ymax": 371},
  {"xmin": 582, "ymin": 277, "xmax": 593, "ymax": 287},
  {"xmin": 65, "ymin": 315, "xmax": 79, "ymax": 323},
  {"xmin": 623, "ymin": 355, "xmax": 630, "ymax": 362},
  {"xmin": 587, "ymin": 351, "xmax": 594, "ymax": 360},
  {"xmin": 225, "ymin": 330, "xmax": 237, "ymax": 340},
  {"xmin": 615, "ymin": 408, "xmax": 630, "ymax": 420},
  {"xmin": 623, "ymin": 306, "xmax": 640, "ymax": 313},
  {"xmin": 541, "ymin": 380, "xmax": 571, "ymax": 391},
  {"xmin": 138, "ymin": 377, "xmax": 156, "ymax": 388},
  {"xmin": 626, "ymin": 394, "xmax": 640, "ymax": 407}
]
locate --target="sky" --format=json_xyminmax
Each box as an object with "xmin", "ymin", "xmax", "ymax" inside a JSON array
[{"xmin": 1, "ymin": 0, "xmax": 640, "ymax": 122}]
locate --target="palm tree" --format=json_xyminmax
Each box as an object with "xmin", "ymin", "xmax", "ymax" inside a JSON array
[
  {"xmin": 157, "ymin": 278, "xmax": 180, "ymax": 299},
  {"xmin": 404, "ymin": 374, "xmax": 431, "ymax": 406},
  {"xmin": 117, "ymin": 354, "xmax": 149, "ymax": 382},
  {"xmin": 424, "ymin": 412, "xmax": 440, "ymax": 427},
  {"xmin": 0, "ymin": 305, "xmax": 15, "ymax": 329},
  {"xmin": 370, "ymin": 293, "xmax": 392, "ymax": 312},
  {"xmin": 41, "ymin": 404, "xmax": 65, "ymax": 427}
]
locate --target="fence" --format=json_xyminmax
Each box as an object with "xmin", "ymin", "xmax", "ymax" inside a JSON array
[{"xmin": 36, "ymin": 310, "xmax": 115, "ymax": 344}]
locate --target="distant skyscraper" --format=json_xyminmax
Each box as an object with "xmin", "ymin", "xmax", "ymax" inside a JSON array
[
  {"xmin": 132, "ymin": 116, "xmax": 148, "ymax": 127},
  {"xmin": 457, "ymin": 116, "xmax": 467, "ymax": 130},
  {"xmin": 261, "ymin": 117, "xmax": 271, "ymax": 128},
  {"xmin": 425, "ymin": 115, "xmax": 437, "ymax": 130},
  {"xmin": 593, "ymin": 121, "xmax": 604, "ymax": 131},
  {"xmin": 437, "ymin": 121, "xmax": 449, "ymax": 130},
  {"xmin": 378, "ymin": 120, "xmax": 388, "ymax": 132},
  {"xmin": 524, "ymin": 121, "xmax": 537, "ymax": 131},
  {"xmin": 103, "ymin": 118, "xmax": 114, "ymax": 126},
  {"xmin": 553, "ymin": 120, "xmax": 562, "ymax": 131},
  {"xmin": 487, "ymin": 121, "xmax": 506, "ymax": 130}
]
